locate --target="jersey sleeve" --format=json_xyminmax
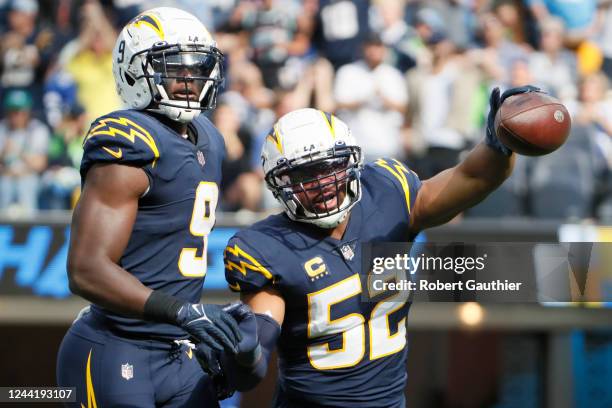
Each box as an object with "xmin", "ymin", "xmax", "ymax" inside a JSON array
[
  {"xmin": 369, "ymin": 157, "xmax": 422, "ymax": 222},
  {"xmin": 224, "ymin": 233, "xmax": 277, "ymax": 293},
  {"xmin": 80, "ymin": 112, "xmax": 161, "ymax": 178}
]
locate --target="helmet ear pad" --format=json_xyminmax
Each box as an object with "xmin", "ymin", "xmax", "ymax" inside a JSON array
[{"xmin": 124, "ymin": 71, "xmax": 137, "ymax": 86}]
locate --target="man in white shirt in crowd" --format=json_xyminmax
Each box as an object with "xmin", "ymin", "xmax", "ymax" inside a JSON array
[{"xmin": 334, "ymin": 33, "xmax": 408, "ymax": 161}]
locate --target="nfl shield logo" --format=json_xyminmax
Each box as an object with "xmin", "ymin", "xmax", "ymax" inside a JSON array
[
  {"xmin": 340, "ymin": 245, "xmax": 354, "ymax": 261},
  {"xmin": 197, "ymin": 150, "xmax": 206, "ymax": 166},
  {"xmin": 121, "ymin": 363, "xmax": 133, "ymax": 380}
]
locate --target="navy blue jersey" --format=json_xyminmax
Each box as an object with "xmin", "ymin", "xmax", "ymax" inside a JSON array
[
  {"xmin": 313, "ymin": 0, "xmax": 370, "ymax": 70},
  {"xmin": 80, "ymin": 109, "xmax": 225, "ymax": 339},
  {"xmin": 225, "ymin": 159, "xmax": 421, "ymax": 407}
]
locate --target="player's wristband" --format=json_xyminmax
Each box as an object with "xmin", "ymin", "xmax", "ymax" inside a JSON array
[{"xmin": 143, "ymin": 290, "xmax": 184, "ymax": 324}]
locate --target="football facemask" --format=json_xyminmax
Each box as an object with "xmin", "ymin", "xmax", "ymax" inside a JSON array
[
  {"xmin": 138, "ymin": 43, "xmax": 224, "ymax": 114},
  {"xmin": 266, "ymin": 145, "xmax": 362, "ymax": 227}
]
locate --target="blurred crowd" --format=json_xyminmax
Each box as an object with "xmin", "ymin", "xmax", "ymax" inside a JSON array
[{"xmin": 0, "ymin": 0, "xmax": 610, "ymax": 222}]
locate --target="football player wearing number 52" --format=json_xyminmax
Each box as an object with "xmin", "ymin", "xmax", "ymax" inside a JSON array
[
  {"xmin": 220, "ymin": 87, "xmax": 548, "ymax": 407},
  {"xmin": 56, "ymin": 8, "xmax": 245, "ymax": 407}
]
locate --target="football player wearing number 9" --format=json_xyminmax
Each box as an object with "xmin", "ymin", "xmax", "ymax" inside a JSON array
[
  {"xmin": 222, "ymin": 88, "xmax": 537, "ymax": 407},
  {"xmin": 56, "ymin": 7, "xmax": 242, "ymax": 407}
]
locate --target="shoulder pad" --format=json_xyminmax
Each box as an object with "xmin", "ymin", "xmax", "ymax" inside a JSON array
[
  {"xmin": 367, "ymin": 157, "xmax": 422, "ymax": 216},
  {"xmin": 224, "ymin": 233, "xmax": 276, "ymax": 293},
  {"xmin": 80, "ymin": 111, "xmax": 160, "ymax": 177}
]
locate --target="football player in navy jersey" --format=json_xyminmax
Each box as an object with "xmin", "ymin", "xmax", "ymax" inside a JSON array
[
  {"xmin": 220, "ymin": 87, "xmax": 540, "ymax": 407},
  {"xmin": 56, "ymin": 7, "xmax": 245, "ymax": 407}
]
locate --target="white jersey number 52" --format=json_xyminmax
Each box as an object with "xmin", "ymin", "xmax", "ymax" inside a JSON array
[{"xmin": 307, "ymin": 273, "xmax": 408, "ymax": 370}]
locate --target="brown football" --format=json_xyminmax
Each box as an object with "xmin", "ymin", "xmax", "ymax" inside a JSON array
[{"xmin": 494, "ymin": 92, "xmax": 571, "ymax": 156}]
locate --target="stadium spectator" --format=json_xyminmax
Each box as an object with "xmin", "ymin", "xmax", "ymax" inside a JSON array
[
  {"xmin": 569, "ymin": 72, "xmax": 612, "ymax": 174},
  {"xmin": 594, "ymin": 0, "xmax": 612, "ymax": 80},
  {"xmin": 60, "ymin": 0, "xmax": 121, "ymax": 120},
  {"xmin": 410, "ymin": 0, "xmax": 478, "ymax": 51},
  {"xmin": 39, "ymin": 103, "xmax": 85, "ymax": 210},
  {"xmin": 222, "ymin": 61, "xmax": 276, "ymax": 141},
  {"xmin": 508, "ymin": 56, "xmax": 535, "ymax": 88},
  {"xmin": 527, "ymin": 0, "xmax": 598, "ymax": 45},
  {"xmin": 468, "ymin": 12, "xmax": 528, "ymax": 88},
  {"xmin": 1, "ymin": 0, "xmax": 41, "ymax": 112},
  {"xmin": 371, "ymin": 0, "xmax": 422, "ymax": 72},
  {"xmin": 529, "ymin": 16, "xmax": 578, "ymax": 99},
  {"xmin": 248, "ymin": 89, "xmax": 313, "ymax": 210},
  {"xmin": 405, "ymin": 32, "xmax": 480, "ymax": 179},
  {"xmin": 412, "ymin": 6, "xmax": 446, "ymax": 57},
  {"xmin": 230, "ymin": 0, "xmax": 311, "ymax": 89},
  {"xmin": 312, "ymin": 0, "xmax": 371, "ymax": 70},
  {"xmin": 294, "ymin": 56, "xmax": 337, "ymax": 113},
  {"xmin": 0, "ymin": 89, "xmax": 49, "ymax": 214},
  {"xmin": 334, "ymin": 33, "xmax": 408, "ymax": 161},
  {"xmin": 213, "ymin": 102, "xmax": 262, "ymax": 212},
  {"xmin": 0, "ymin": 0, "xmax": 69, "ymax": 119},
  {"xmin": 43, "ymin": 64, "xmax": 79, "ymax": 128},
  {"xmin": 494, "ymin": 0, "xmax": 531, "ymax": 47}
]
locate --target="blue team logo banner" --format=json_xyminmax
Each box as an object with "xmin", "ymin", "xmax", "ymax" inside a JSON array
[{"xmin": 0, "ymin": 223, "xmax": 238, "ymax": 298}]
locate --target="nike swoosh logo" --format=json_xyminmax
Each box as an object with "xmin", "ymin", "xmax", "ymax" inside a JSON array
[
  {"xmin": 102, "ymin": 146, "xmax": 122, "ymax": 159},
  {"xmin": 186, "ymin": 315, "xmax": 212, "ymax": 325}
]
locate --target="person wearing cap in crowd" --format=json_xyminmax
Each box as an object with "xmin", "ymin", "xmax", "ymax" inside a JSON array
[{"xmin": 0, "ymin": 89, "xmax": 50, "ymax": 214}]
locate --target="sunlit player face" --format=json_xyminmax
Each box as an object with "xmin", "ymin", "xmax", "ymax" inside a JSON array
[
  {"xmin": 284, "ymin": 157, "xmax": 350, "ymax": 214},
  {"xmin": 151, "ymin": 51, "xmax": 217, "ymax": 105}
]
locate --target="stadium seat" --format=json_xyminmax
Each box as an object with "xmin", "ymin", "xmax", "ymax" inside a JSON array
[{"xmin": 529, "ymin": 136, "xmax": 595, "ymax": 220}]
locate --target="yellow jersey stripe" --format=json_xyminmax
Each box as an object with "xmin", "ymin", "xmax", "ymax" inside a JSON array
[
  {"xmin": 85, "ymin": 117, "xmax": 160, "ymax": 167},
  {"xmin": 82, "ymin": 349, "xmax": 97, "ymax": 408},
  {"xmin": 374, "ymin": 158, "xmax": 412, "ymax": 214},
  {"xmin": 224, "ymin": 244, "xmax": 274, "ymax": 280}
]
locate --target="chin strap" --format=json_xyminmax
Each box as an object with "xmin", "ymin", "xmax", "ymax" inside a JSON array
[{"xmin": 159, "ymin": 102, "xmax": 200, "ymax": 123}]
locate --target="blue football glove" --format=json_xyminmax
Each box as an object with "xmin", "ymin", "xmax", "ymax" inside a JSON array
[
  {"xmin": 175, "ymin": 303, "xmax": 242, "ymax": 356},
  {"xmin": 194, "ymin": 303, "xmax": 259, "ymax": 371},
  {"xmin": 193, "ymin": 346, "xmax": 233, "ymax": 400},
  {"xmin": 486, "ymin": 85, "xmax": 542, "ymax": 156},
  {"xmin": 223, "ymin": 302, "xmax": 261, "ymax": 366},
  {"xmin": 193, "ymin": 302, "xmax": 257, "ymax": 401}
]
